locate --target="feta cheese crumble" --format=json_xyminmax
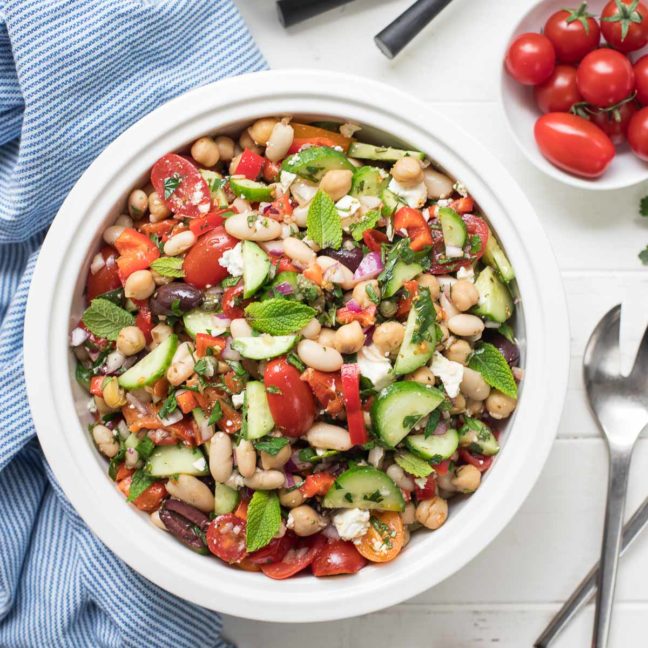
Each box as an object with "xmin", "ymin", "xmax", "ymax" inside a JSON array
[
  {"xmin": 431, "ymin": 351, "xmax": 464, "ymax": 398},
  {"xmin": 456, "ymin": 266, "xmax": 475, "ymax": 282},
  {"xmin": 357, "ymin": 344, "xmax": 395, "ymax": 391},
  {"xmin": 335, "ymin": 195, "xmax": 362, "ymax": 218},
  {"xmin": 279, "ymin": 170, "xmax": 297, "ymax": 193},
  {"xmin": 218, "ymin": 242, "xmax": 244, "ymax": 277},
  {"xmin": 231, "ymin": 392, "xmax": 245, "ymax": 409},
  {"xmin": 388, "ymin": 177, "xmax": 427, "ymax": 209},
  {"xmin": 333, "ymin": 508, "xmax": 370, "ymax": 541}
]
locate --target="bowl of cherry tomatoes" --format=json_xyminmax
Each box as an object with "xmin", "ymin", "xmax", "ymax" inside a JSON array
[{"xmin": 501, "ymin": 0, "xmax": 648, "ymax": 189}]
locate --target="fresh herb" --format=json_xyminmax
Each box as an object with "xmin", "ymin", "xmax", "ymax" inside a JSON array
[
  {"xmin": 359, "ymin": 375, "xmax": 377, "ymax": 399},
  {"xmin": 402, "ymin": 413, "xmax": 422, "ymax": 429},
  {"xmin": 107, "ymin": 439, "xmax": 126, "ymax": 481},
  {"xmin": 469, "ymin": 234, "xmax": 482, "ymax": 254},
  {"xmin": 295, "ymin": 275, "xmax": 321, "ymax": 304},
  {"xmin": 127, "ymin": 469, "xmax": 157, "ymax": 502},
  {"xmin": 170, "ymin": 299, "xmax": 183, "ymax": 317},
  {"xmin": 226, "ymin": 360, "xmax": 247, "ymax": 377},
  {"xmin": 349, "ymin": 209, "xmax": 380, "ymax": 241},
  {"xmin": 151, "ymin": 257, "xmax": 185, "ymax": 278},
  {"xmin": 287, "ymin": 352, "xmax": 306, "ymax": 372},
  {"xmin": 208, "ymin": 176, "xmax": 226, "ymax": 193},
  {"xmin": 306, "ymin": 190, "xmax": 343, "ymax": 250},
  {"xmin": 253, "ymin": 437, "xmax": 290, "ymax": 456},
  {"xmin": 423, "ymin": 409, "xmax": 441, "ymax": 438},
  {"xmin": 429, "ymin": 454, "xmax": 444, "ymax": 465},
  {"xmin": 344, "ymin": 492, "xmax": 354, "ymax": 503},
  {"xmin": 468, "ymin": 342, "xmax": 518, "ymax": 399},
  {"xmin": 163, "ymin": 173, "xmax": 183, "ymax": 199},
  {"xmin": 221, "ymin": 276, "xmax": 240, "ymax": 288},
  {"xmin": 378, "ymin": 238, "xmax": 430, "ymax": 288},
  {"xmin": 98, "ymin": 287, "xmax": 125, "ymax": 307},
  {"xmin": 208, "ymin": 402, "xmax": 223, "ymax": 426},
  {"xmin": 640, "ymin": 245, "xmax": 648, "ymax": 265},
  {"xmin": 76, "ymin": 363, "xmax": 93, "ymax": 391},
  {"xmin": 158, "ymin": 391, "xmax": 177, "ymax": 420},
  {"xmin": 246, "ymin": 490, "xmax": 282, "ymax": 552},
  {"xmin": 363, "ymin": 489, "xmax": 384, "ymax": 503},
  {"xmin": 365, "ymin": 282, "xmax": 381, "ymax": 305},
  {"xmin": 395, "ymin": 452, "xmax": 433, "ymax": 478},
  {"xmin": 82, "ymin": 298, "xmax": 135, "ymax": 341},
  {"xmin": 150, "ymin": 234, "xmax": 165, "ymax": 253},
  {"xmin": 641, "ymin": 195, "xmax": 648, "ymax": 217},
  {"xmin": 193, "ymin": 358, "xmax": 210, "ymax": 377},
  {"xmin": 136, "ymin": 436, "xmax": 156, "ymax": 460},
  {"xmin": 497, "ymin": 323, "xmax": 515, "ymax": 344},
  {"xmin": 245, "ymin": 298, "xmax": 316, "ymax": 335},
  {"xmin": 370, "ymin": 516, "xmax": 394, "ymax": 549},
  {"xmin": 411, "ymin": 287, "xmax": 436, "ymax": 345},
  {"xmin": 266, "ymin": 385, "xmax": 283, "ymax": 395}
]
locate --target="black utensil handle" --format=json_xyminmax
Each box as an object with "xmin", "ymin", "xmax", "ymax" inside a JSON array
[
  {"xmin": 375, "ymin": 0, "xmax": 454, "ymax": 59},
  {"xmin": 276, "ymin": 0, "xmax": 356, "ymax": 28}
]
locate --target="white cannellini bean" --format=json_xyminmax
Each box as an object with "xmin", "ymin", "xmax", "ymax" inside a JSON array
[
  {"xmin": 210, "ymin": 432, "xmax": 233, "ymax": 483},
  {"xmin": 166, "ymin": 341, "xmax": 196, "ymax": 386},
  {"xmin": 224, "ymin": 212, "xmax": 282, "ymax": 241},
  {"xmin": 92, "ymin": 424, "xmax": 119, "ymax": 458},
  {"xmin": 297, "ymin": 339, "xmax": 343, "ymax": 372},
  {"xmin": 265, "ymin": 122, "xmax": 294, "ymax": 162},
  {"xmin": 232, "ymin": 197, "xmax": 252, "ymax": 213},
  {"xmin": 115, "ymin": 214, "xmax": 133, "ymax": 228},
  {"xmin": 447, "ymin": 314, "xmax": 485, "ymax": 337},
  {"xmin": 165, "ymin": 475, "xmax": 214, "ymax": 513},
  {"xmin": 235, "ymin": 439, "xmax": 257, "ymax": 478},
  {"xmin": 292, "ymin": 204, "xmax": 309, "ymax": 227},
  {"xmin": 163, "ymin": 231, "xmax": 196, "ymax": 256},
  {"xmin": 260, "ymin": 444, "xmax": 292, "ymax": 470},
  {"xmin": 230, "ymin": 318, "xmax": 253, "ymax": 338},
  {"xmin": 244, "ymin": 469, "xmax": 286, "ymax": 490},
  {"xmin": 306, "ymin": 422, "xmax": 353, "ymax": 451},
  {"xmin": 316, "ymin": 256, "xmax": 355, "ymax": 289},
  {"xmin": 102, "ymin": 225, "xmax": 125, "ymax": 246},
  {"xmin": 386, "ymin": 464, "xmax": 415, "ymax": 491},
  {"xmin": 283, "ymin": 237, "xmax": 316, "ymax": 267},
  {"xmin": 150, "ymin": 510, "xmax": 167, "ymax": 530}
]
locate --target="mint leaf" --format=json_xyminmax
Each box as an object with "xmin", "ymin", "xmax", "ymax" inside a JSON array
[
  {"xmin": 468, "ymin": 342, "xmax": 518, "ymax": 399},
  {"xmin": 640, "ymin": 245, "xmax": 648, "ymax": 265},
  {"xmin": 395, "ymin": 452, "xmax": 433, "ymax": 478},
  {"xmin": 641, "ymin": 196, "xmax": 648, "ymax": 217},
  {"xmin": 349, "ymin": 209, "xmax": 380, "ymax": 241},
  {"xmin": 127, "ymin": 469, "xmax": 156, "ymax": 502},
  {"xmin": 82, "ymin": 298, "xmax": 135, "ymax": 341},
  {"xmin": 245, "ymin": 298, "xmax": 316, "ymax": 335},
  {"xmin": 246, "ymin": 490, "xmax": 281, "ymax": 552},
  {"xmin": 253, "ymin": 437, "xmax": 290, "ymax": 456},
  {"xmin": 306, "ymin": 190, "xmax": 342, "ymax": 249},
  {"xmin": 151, "ymin": 256, "xmax": 185, "ymax": 278}
]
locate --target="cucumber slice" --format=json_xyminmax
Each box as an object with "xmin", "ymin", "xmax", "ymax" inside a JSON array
[
  {"xmin": 200, "ymin": 169, "xmax": 228, "ymax": 208},
  {"xmin": 231, "ymin": 334, "xmax": 297, "ymax": 360},
  {"xmin": 145, "ymin": 445, "xmax": 209, "ymax": 477},
  {"xmin": 192, "ymin": 407, "xmax": 214, "ymax": 441},
  {"xmin": 118, "ymin": 335, "xmax": 178, "ymax": 390},
  {"xmin": 381, "ymin": 188, "xmax": 405, "ymax": 217},
  {"xmin": 281, "ymin": 146, "xmax": 355, "ymax": 182},
  {"xmin": 347, "ymin": 142, "xmax": 425, "ymax": 162},
  {"xmin": 229, "ymin": 176, "xmax": 275, "ymax": 202},
  {"xmin": 393, "ymin": 300, "xmax": 435, "ymax": 375},
  {"xmin": 406, "ymin": 429, "xmax": 460, "ymax": 462},
  {"xmin": 245, "ymin": 381, "xmax": 274, "ymax": 440},
  {"xmin": 483, "ymin": 228, "xmax": 515, "ymax": 283},
  {"xmin": 183, "ymin": 310, "xmax": 229, "ymax": 338},
  {"xmin": 438, "ymin": 207, "xmax": 467, "ymax": 249},
  {"xmin": 458, "ymin": 418, "xmax": 500, "ymax": 456},
  {"xmin": 322, "ymin": 466, "xmax": 405, "ymax": 512},
  {"xmin": 371, "ymin": 381, "xmax": 445, "ymax": 448},
  {"xmin": 242, "ymin": 241, "xmax": 270, "ymax": 299},
  {"xmin": 214, "ymin": 483, "xmax": 240, "ymax": 515},
  {"xmin": 124, "ymin": 433, "xmax": 139, "ymax": 450},
  {"xmin": 382, "ymin": 261, "xmax": 422, "ymax": 299},
  {"xmin": 350, "ymin": 166, "xmax": 388, "ymax": 198},
  {"xmin": 472, "ymin": 266, "xmax": 514, "ymax": 323}
]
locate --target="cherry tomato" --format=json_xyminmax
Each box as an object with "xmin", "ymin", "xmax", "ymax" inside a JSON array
[
  {"xmin": 534, "ymin": 113, "xmax": 615, "ymax": 178},
  {"xmin": 355, "ymin": 511, "xmax": 405, "ymax": 563},
  {"xmin": 534, "ymin": 65, "xmax": 583, "ymax": 113},
  {"xmin": 89, "ymin": 375, "xmax": 105, "ymax": 396},
  {"xmin": 86, "ymin": 246, "xmax": 121, "ymax": 301},
  {"xmin": 601, "ymin": 0, "xmax": 648, "ymax": 53},
  {"xmin": 247, "ymin": 534, "xmax": 294, "ymax": 566},
  {"xmin": 576, "ymin": 48, "xmax": 635, "ymax": 108},
  {"xmin": 300, "ymin": 368, "xmax": 344, "ymax": 416},
  {"xmin": 311, "ymin": 540, "xmax": 367, "ymax": 577},
  {"xmin": 459, "ymin": 449, "xmax": 494, "ymax": 472},
  {"xmin": 188, "ymin": 210, "xmax": 228, "ymax": 238},
  {"xmin": 627, "ymin": 106, "xmax": 648, "ymax": 159},
  {"xmin": 634, "ymin": 54, "xmax": 648, "ymax": 104},
  {"xmin": 393, "ymin": 207, "xmax": 433, "ymax": 251},
  {"xmin": 195, "ymin": 333, "xmax": 226, "ymax": 358},
  {"xmin": 182, "ymin": 227, "xmax": 238, "ymax": 289},
  {"xmin": 544, "ymin": 4, "xmax": 600, "ymax": 63},
  {"xmin": 261, "ymin": 534, "xmax": 325, "ymax": 580},
  {"xmin": 505, "ymin": 33, "xmax": 556, "ymax": 86},
  {"xmin": 221, "ymin": 283, "xmax": 246, "ymax": 319},
  {"xmin": 264, "ymin": 358, "xmax": 316, "ymax": 437},
  {"xmin": 133, "ymin": 299, "xmax": 153, "ymax": 342},
  {"xmin": 590, "ymin": 100, "xmax": 638, "ymax": 143},
  {"xmin": 413, "ymin": 474, "xmax": 437, "ymax": 501},
  {"xmin": 206, "ymin": 514, "xmax": 248, "ymax": 564},
  {"xmin": 150, "ymin": 153, "xmax": 211, "ymax": 217}
]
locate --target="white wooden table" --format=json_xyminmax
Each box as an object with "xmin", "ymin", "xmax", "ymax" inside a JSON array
[{"xmin": 226, "ymin": 1, "xmax": 648, "ymax": 644}]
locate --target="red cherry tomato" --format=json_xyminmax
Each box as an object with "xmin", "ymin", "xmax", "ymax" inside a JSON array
[
  {"xmin": 182, "ymin": 227, "xmax": 238, "ymax": 289},
  {"xmin": 261, "ymin": 534, "xmax": 325, "ymax": 580},
  {"xmin": 247, "ymin": 534, "xmax": 294, "ymax": 566},
  {"xmin": 590, "ymin": 100, "xmax": 638, "ymax": 144},
  {"xmin": 544, "ymin": 4, "xmax": 600, "ymax": 63},
  {"xmin": 150, "ymin": 153, "xmax": 211, "ymax": 217},
  {"xmin": 393, "ymin": 207, "xmax": 433, "ymax": 251},
  {"xmin": 86, "ymin": 246, "xmax": 121, "ymax": 301},
  {"xmin": 311, "ymin": 540, "xmax": 367, "ymax": 577},
  {"xmin": 505, "ymin": 33, "xmax": 556, "ymax": 85},
  {"xmin": 113, "ymin": 228, "xmax": 160, "ymax": 280},
  {"xmin": 577, "ymin": 49, "xmax": 635, "ymax": 108},
  {"xmin": 413, "ymin": 474, "xmax": 437, "ymax": 501},
  {"xmin": 601, "ymin": 0, "xmax": 648, "ymax": 53},
  {"xmin": 634, "ymin": 54, "xmax": 648, "ymax": 104},
  {"xmin": 221, "ymin": 283, "xmax": 246, "ymax": 319},
  {"xmin": 133, "ymin": 299, "xmax": 153, "ymax": 343},
  {"xmin": 206, "ymin": 514, "xmax": 248, "ymax": 564},
  {"xmin": 263, "ymin": 358, "xmax": 316, "ymax": 437},
  {"xmin": 627, "ymin": 106, "xmax": 648, "ymax": 159},
  {"xmin": 459, "ymin": 449, "xmax": 493, "ymax": 473},
  {"xmin": 534, "ymin": 65, "xmax": 583, "ymax": 113},
  {"xmin": 534, "ymin": 113, "xmax": 615, "ymax": 178}
]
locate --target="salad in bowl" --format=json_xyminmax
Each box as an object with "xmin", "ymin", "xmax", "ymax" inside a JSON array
[{"xmin": 71, "ymin": 116, "xmax": 520, "ymax": 579}]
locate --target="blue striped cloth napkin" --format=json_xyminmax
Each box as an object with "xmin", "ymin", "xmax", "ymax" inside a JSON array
[{"xmin": 0, "ymin": 1, "xmax": 266, "ymax": 645}]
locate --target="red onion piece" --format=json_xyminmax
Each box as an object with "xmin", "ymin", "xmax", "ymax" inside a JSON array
[
  {"xmin": 126, "ymin": 392, "xmax": 148, "ymax": 415},
  {"xmin": 353, "ymin": 251, "xmax": 384, "ymax": 281},
  {"xmin": 159, "ymin": 408, "xmax": 183, "ymax": 426},
  {"xmin": 221, "ymin": 338, "xmax": 241, "ymax": 361},
  {"xmin": 345, "ymin": 299, "xmax": 362, "ymax": 313},
  {"xmin": 274, "ymin": 282, "xmax": 294, "ymax": 296},
  {"xmin": 283, "ymin": 473, "xmax": 295, "ymax": 488}
]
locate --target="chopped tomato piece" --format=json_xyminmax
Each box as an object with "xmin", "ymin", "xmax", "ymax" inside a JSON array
[
  {"xmin": 396, "ymin": 280, "xmax": 418, "ymax": 319},
  {"xmin": 394, "ymin": 207, "xmax": 433, "ymax": 251},
  {"xmin": 413, "ymin": 475, "xmax": 437, "ymax": 501},
  {"xmin": 336, "ymin": 304, "xmax": 376, "ymax": 327},
  {"xmin": 261, "ymin": 534, "xmax": 325, "ymax": 580},
  {"xmin": 139, "ymin": 219, "xmax": 175, "ymax": 241},
  {"xmin": 265, "ymin": 193, "xmax": 293, "ymax": 220},
  {"xmin": 89, "ymin": 375, "xmax": 105, "ymax": 397},
  {"xmin": 132, "ymin": 299, "xmax": 153, "ymax": 342},
  {"xmin": 341, "ymin": 363, "xmax": 368, "ymax": 445},
  {"xmin": 221, "ymin": 284, "xmax": 246, "ymax": 319},
  {"xmin": 450, "ymin": 197, "xmax": 474, "ymax": 214},
  {"xmin": 434, "ymin": 459, "xmax": 451, "ymax": 476},
  {"xmin": 117, "ymin": 477, "xmax": 167, "ymax": 512},
  {"xmin": 303, "ymin": 262, "xmax": 323, "ymax": 286},
  {"xmin": 114, "ymin": 463, "xmax": 134, "ymax": 482},
  {"xmin": 459, "ymin": 449, "xmax": 493, "ymax": 472},
  {"xmin": 248, "ymin": 534, "xmax": 293, "ymax": 566},
  {"xmin": 195, "ymin": 333, "xmax": 226, "ymax": 358},
  {"xmin": 300, "ymin": 473, "xmax": 336, "ymax": 498},
  {"xmin": 311, "ymin": 540, "xmax": 367, "ymax": 577},
  {"xmin": 234, "ymin": 499, "xmax": 249, "ymax": 521},
  {"xmin": 146, "ymin": 428, "xmax": 177, "ymax": 445},
  {"xmin": 121, "ymin": 404, "xmax": 162, "ymax": 432},
  {"xmin": 176, "ymin": 390, "xmax": 198, "ymax": 415},
  {"xmin": 271, "ymin": 256, "xmax": 299, "ymax": 273},
  {"xmin": 86, "ymin": 246, "xmax": 121, "ymax": 301},
  {"xmin": 355, "ymin": 511, "xmax": 405, "ymax": 563},
  {"xmin": 262, "ymin": 159, "xmax": 281, "ymax": 183},
  {"xmin": 165, "ymin": 416, "xmax": 197, "ymax": 446},
  {"xmin": 113, "ymin": 228, "xmax": 160, "ymax": 280},
  {"xmin": 362, "ymin": 228, "xmax": 388, "ymax": 253},
  {"xmin": 183, "ymin": 227, "xmax": 238, "ymax": 289},
  {"xmin": 290, "ymin": 123, "xmax": 351, "ymax": 152},
  {"xmin": 301, "ymin": 368, "xmax": 344, "ymax": 416},
  {"xmin": 188, "ymin": 210, "xmax": 228, "ymax": 238},
  {"xmin": 235, "ymin": 149, "xmax": 265, "ymax": 180},
  {"xmin": 206, "ymin": 514, "xmax": 248, "ymax": 564}
]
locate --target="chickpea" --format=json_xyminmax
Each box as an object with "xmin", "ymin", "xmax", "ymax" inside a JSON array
[
  {"xmin": 215, "ymin": 135, "xmax": 235, "ymax": 162},
  {"xmin": 248, "ymin": 117, "xmax": 279, "ymax": 146},
  {"xmin": 102, "ymin": 377, "xmax": 126, "ymax": 409},
  {"xmin": 319, "ymin": 169, "xmax": 353, "ymax": 201},
  {"xmin": 115, "ymin": 214, "xmax": 133, "ymax": 228},
  {"xmin": 417, "ymin": 274, "xmax": 440, "ymax": 299},
  {"xmin": 486, "ymin": 390, "xmax": 517, "ymax": 419},
  {"xmin": 279, "ymin": 476, "xmax": 305, "ymax": 508},
  {"xmin": 451, "ymin": 280, "xmax": 479, "ymax": 312},
  {"xmin": 416, "ymin": 496, "xmax": 448, "ymax": 530},
  {"xmin": 386, "ymin": 464, "xmax": 415, "ymax": 491},
  {"xmin": 352, "ymin": 280, "xmax": 380, "ymax": 309},
  {"xmin": 128, "ymin": 189, "xmax": 148, "ymax": 219},
  {"xmin": 402, "ymin": 502, "xmax": 417, "ymax": 526},
  {"xmin": 465, "ymin": 398, "xmax": 484, "ymax": 416},
  {"xmin": 407, "ymin": 366, "xmax": 435, "ymax": 386},
  {"xmin": 460, "ymin": 367, "xmax": 491, "ymax": 401},
  {"xmin": 373, "ymin": 321, "xmax": 405, "ymax": 356},
  {"xmin": 436, "ymin": 471, "xmax": 457, "ymax": 495},
  {"xmin": 148, "ymin": 191, "xmax": 170, "ymax": 222},
  {"xmin": 191, "ymin": 136, "xmax": 220, "ymax": 167},
  {"xmin": 239, "ymin": 129, "xmax": 262, "ymax": 154},
  {"xmin": 317, "ymin": 328, "xmax": 336, "ymax": 348},
  {"xmin": 151, "ymin": 269, "xmax": 173, "ymax": 286},
  {"xmin": 450, "ymin": 393, "xmax": 466, "ymax": 415},
  {"xmin": 391, "ymin": 156, "xmax": 424, "ymax": 186},
  {"xmin": 452, "ymin": 465, "xmax": 481, "ymax": 493},
  {"xmin": 124, "ymin": 270, "xmax": 155, "ymax": 300},
  {"xmin": 92, "ymin": 424, "xmax": 119, "ymax": 458},
  {"xmin": 288, "ymin": 505, "xmax": 327, "ymax": 537},
  {"xmin": 445, "ymin": 339, "xmax": 472, "ymax": 365},
  {"xmin": 260, "ymin": 443, "xmax": 292, "ymax": 470},
  {"xmin": 333, "ymin": 321, "xmax": 365, "ymax": 354},
  {"xmin": 117, "ymin": 326, "xmax": 146, "ymax": 356},
  {"xmin": 422, "ymin": 169, "xmax": 454, "ymax": 199}
]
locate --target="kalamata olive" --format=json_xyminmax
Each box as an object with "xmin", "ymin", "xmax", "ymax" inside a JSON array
[
  {"xmin": 319, "ymin": 246, "xmax": 363, "ymax": 273},
  {"xmin": 163, "ymin": 497, "xmax": 210, "ymax": 529},
  {"xmin": 150, "ymin": 282, "xmax": 203, "ymax": 316},
  {"xmin": 484, "ymin": 331, "xmax": 520, "ymax": 367},
  {"xmin": 159, "ymin": 499, "xmax": 209, "ymax": 554}
]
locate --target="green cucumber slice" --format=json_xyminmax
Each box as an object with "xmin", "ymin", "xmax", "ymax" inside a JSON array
[
  {"xmin": 383, "ymin": 261, "xmax": 422, "ymax": 299},
  {"xmin": 231, "ymin": 335, "xmax": 297, "ymax": 360},
  {"xmin": 281, "ymin": 146, "xmax": 355, "ymax": 182},
  {"xmin": 145, "ymin": 445, "xmax": 209, "ymax": 477},
  {"xmin": 483, "ymin": 228, "xmax": 515, "ymax": 283},
  {"xmin": 214, "ymin": 483, "xmax": 240, "ymax": 515},
  {"xmin": 242, "ymin": 241, "xmax": 270, "ymax": 299},
  {"xmin": 347, "ymin": 142, "xmax": 425, "ymax": 162},
  {"xmin": 458, "ymin": 418, "xmax": 500, "ymax": 456},
  {"xmin": 322, "ymin": 466, "xmax": 405, "ymax": 512},
  {"xmin": 350, "ymin": 166, "xmax": 389, "ymax": 198},
  {"xmin": 118, "ymin": 335, "xmax": 178, "ymax": 390},
  {"xmin": 381, "ymin": 188, "xmax": 405, "ymax": 217},
  {"xmin": 200, "ymin": 169, "xmax": 228, "ymax": 208},
  {"xmin": 229, "ymin": 176, "xmax": 275, "ymax": 202},
  {"xmin": 245, "ymin": 381, "xmax": 275, "ymax": 440},
  {"xmin": 183, "ymin": 310, "xmax": 229, "ymax": 338},
  {"xmin": 371, "ymin": 381, "xmax": 445, "ymax": 448},
  {"xmin": 472, "ymin": 266, "xmax": 514, "ymax": 323},
  {"xmin": 393, "ymin": 300, "xmax": 435, "ymax": 376},
  {"xmin": 406, "ymin": 429, "xmax": 460, "ymax": 462},
  {"xmin": 438, "ymin": 207, "xmax": 467, "ymax": 249}
]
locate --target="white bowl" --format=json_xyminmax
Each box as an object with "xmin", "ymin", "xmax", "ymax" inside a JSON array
[
  {"xmin": 24, "ymin": 70, "xmax": 569, "ymax": 623},
  {"xmin": 500, "ymin": 0, "xmax": 648, "ymax": 190}
]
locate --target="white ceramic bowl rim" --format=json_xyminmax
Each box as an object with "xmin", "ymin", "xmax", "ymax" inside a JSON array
[{"xmin": 24, "ymin": 70, "xmax": 569, "ymax": 623}]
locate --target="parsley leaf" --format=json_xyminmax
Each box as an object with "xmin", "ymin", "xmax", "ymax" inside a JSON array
[
  {"xmin": 640, "ymin": 196, "xmax": 648, "ymax": 217},
  {"xmin": 411, "ymin": 287, "xmax": 437, "ymax": 345},
  {"xmin": 423, "ymin": 409, "xmax": 441, "ymax": 438},
  {"xmin": 640, "ymin": 245, "xmax": 648, "ymax": 265},
  {"xmin": 136, "ymin": 436, "xmax": 156, "ymax": 460},
  {"xmin": 287, "ymin": 352, "xmax": 306, "ymax": 373},
  {"xmin": 163, "ymin": 173, "xmax": 183, "ymax": 199},
  {"xmin": 246, "ymin": 490, "xmax": 282, "ymax": 552},
  {"xmin": 208, "ymin": 402, "xmax": 222, "ymax": 426},
  {"xmin": 158, "ymin": 391, "xmax": 177, "ymax": 420},
  {"xmin": 306, "ymin": 190, "xmax": 342, "ymax": 250},
  {"xmin": 349, "ymin": 209, "xmax": 380, "ymax": 241},
  {"xmin": 395, "ymin": 452, "xmax": 433, "ymax": 478},
  {"xmin": 253, "ymin": 437, "xmax": 290, "ymax": 456},
  {"xmin": 151, "ymin": 257, "xmax": 185, "ymax": 278},
  {"xmin": 402, "ymin": 413, "xmax": 422, "ymax": 429},
  {"xmin": 82, "ymin": 298, "xmax": 135, "ymax": 341}
]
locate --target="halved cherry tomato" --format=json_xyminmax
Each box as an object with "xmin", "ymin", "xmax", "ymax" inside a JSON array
[
  {"xmin": 601, "ymin": 0, "xmax": 648, "ymax": 53},
  {"xmin": 86, "ymin": 246, "xmax": 121, "ymax": 301},
  {"xmin": 341, "ymin": 363, "xmax": 368, "ymax": 445},
  {"xmin": 362, "ymin": 228, "xmax": 388, "ymax": 253},
  {"xmin": 89, "ymin": 375, "xmax": 105, "ymax": 396},
  {"xmin": 176, "ymin": 390, "xmax": 198, "ymax": 414},
  {"xmin": 505, "ymin": 32, "xmax": 556, "ymax": 85},
  {"xmin": 289, "ymin": 123, "xmax": 351, "ymax": 152},
  {"xmin": 393, "ymin": 207, "xmax": 433, "ymax": 251},
  {"xmin": 235, "ymin": 149, "xmax": 265, "ymax": 180},
  {"xmin": 271, "ymin": 256, "xmax": 298, "ymax": 273},
  {"xmin": 576, "ymin": 48, "xmax": 635, "ymax": 108},
  {"xmin": 151, "ymin": 153, "xmax": 211, "ymax": 217},
  {"xmin": 206, "ymin": 514, "xmax": 248, "ymax": 563},
  {"xmin": 248, "ymin": 534, "xmax": 294, "ymax": 566},
  {"xmin": 544, "ymin": 4, "xmax": 600, "ymax": 63},
  {"xmin": 301, "ymin": 368, "xmax": 344, "ymax": 416},
  {"xmin": 195, "ymin": 333, "xmax": 226, "ymax": 358},
  {"xmin": 221, "ymin": 283, "xmax": 246, "ymax": 319},
  {"xmin": 117, "ymin": 477, "xmax": 167, "ymax": 512},
  {"xmin": 534, "ymin": 65, "xmax": 583, "ymax": 113},
  {"xmin": 311, "ymin": 540, "xmax": 367, "ymax": 577},
  {"xmin": 189, "ymin": 210, "xmax": 229, "ymax": 238},
  {"xmin": 132, "ymin": 299, "xmax": 153, "ymax": 343},
  {"xmin": 182, "ymin": 227, "xmax": 238, "ymax": 289},
  {"xmin": 264, "ymin": 358, "xmax": 316, "ymax": 437},
  {"xmin": 336, "ymin": 304, "xmax": 376, "ymax": 327},
  {"xmin": 413, "ymin": 475, "xmax": 437, "ymax": 501},
  {"xmin": 459, "ymin": 449, "xmax": 493, "ymax": 472},
  {"xmin": 261, "ymin": 534, "xmax": 326, "ymax": 580},
  {"xmin": 265, "ymin": 193, "xmax": 293, "ymax": 220},
  {"xmin": 355, "ymin": 511, "xmax": 405, "ymax": 563},
  {"xmin": 300, "ymin": 473, "xmax": 336, "ymax": 498},
  {"xmin": 113, "ymin": 228, "xmax": 160, "ymax": 280},
  {"xmin": 396, "ymin": 279, "xmax": 418, "ymax": 319}
]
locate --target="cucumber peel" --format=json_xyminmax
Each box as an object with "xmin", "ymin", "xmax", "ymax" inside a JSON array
[{"xmin": 118, "ymin": 335, "xmax": 178, "ymax": 390}]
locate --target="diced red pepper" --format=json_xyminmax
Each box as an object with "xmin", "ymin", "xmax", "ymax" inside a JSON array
[
  {"xmin": 450, "ymin": 197, "xmax": 474, "ymax": 214},
  {"xmin": 132, "ymin": 299, "xmax": 153, "ymax": 343},
  {"xmin": 413, "ymin": 475, "xmax": 437, "ymax": 501},
  {"xmin": 89, "ymin": 375, "xmax": 105, "ymax": 397},
  {"xmin": 113, "ymin": 228, "xmax": 160, "ymax": 280},
  {"xmin": 262, "ymin": 159, "xmax": 281, "ymax": 183},
  {"xmin": 236, "ymin": 149, "xmax": 265, "ymax": 180},
  {"xmin": 393, "ymin": 207, "xmax": 433, "ymax": 251},
  {"xmin": 195, "ymin": 333, "xmax": 226, "ymax": 358},
  {"xmin": 271, "ymin": 256, "xmax": 299, "ymax": 273},
  {"xmin": 434, "ymin": 459, "xmax": 451, "ymax": 476},
  {"xmin": 300, "ymin": 473, "xmax": 336, "ymax": 498},
  {"xmin": 362, "ymin": 228, "xmax": 388, "ymax": 253},
  {"xmin": 301, "ymin": 368, "xmax": 344, "ymax": 416},
  {"xmin": 176, "ymin": 390, "xmax": 198, "ymax": 415},
  {"xmin": 341, "ymin": 364, "xmax": 368, "ymax": 445},
  {"xmin": 265, "ymin": 193, "xmax": 293, "ymax": 220},
  {"xmin": 139, "ymin": 220, "xmax": 175, "ymax": 241},
  {"xmin": 189, "ymin": 210, "xmax": 229, "ymax": 238}
]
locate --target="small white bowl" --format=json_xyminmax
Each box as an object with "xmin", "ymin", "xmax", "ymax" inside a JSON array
[
  {"xmin": 500, "ymin": 0, "xmax": 648, "ymax": 190},
  {"xmin": 24, "ymin": 70, "xmax": 569, "ymax": 622}
]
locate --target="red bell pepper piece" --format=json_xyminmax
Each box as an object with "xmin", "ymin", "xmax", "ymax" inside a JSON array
[
  {"xmin": 113, "ymin": 228, "xmax": 160, "ymax": 280},
  {"xmin": 396, "ymin": 280, "xmax": 418, "ymax": 319},
  {"xmin": 89, "ymin": 375, "xmax": 105, "ymax": 397},
  {"xmin": 176, "ymin": 390, "xmax": 198, "ymax": 415},
  {"xmin": 132, "ymin": 299, "xmax": 153, "ymax": 343},
  {"xmin": 336, "ymin": 304, "xmax": 376, "ymax": 327},
  {"xmin": 189, "ymin": 210, "xmax": 229, "ymax": 238},
  {"xmin": 393, "ymin": 207, "xmax": 433, "ymax": 251},
  {"xmin": 236, "ymin": 149, "xmax": 265, "ymax": 180},
  {"xmin": 341, "ymin": 363, "xmax": 368, "ymax": 445},
  {"xmin": 362, "ymin": 228, "xmax": 388, "ymax": 253},
  {"xmin": 300, "ymin": 473, "xmax": 336, "ymax": 498},
  {"xmin": 195, "ymin": 333, "xmax": 226, "ymax": 358}
]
